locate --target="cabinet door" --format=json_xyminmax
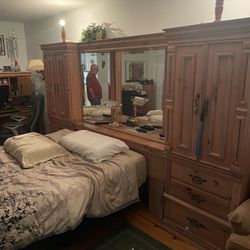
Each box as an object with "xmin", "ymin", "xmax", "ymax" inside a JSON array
[
  {"xmin": 172, "ymin": 45, "xmax": 205, "ymax": 159},
  {"xmin": 17, "ymin": 76, "xmax": 32, "ymax": 96},
  {"xmin": 54, "ymin": 53, "xmax": 70, "ymax": 119},
  {"xmin": 201, "ymin": 42, "xmax": 246, "ymax": 170},
  {"xmin": 44, "ymin": 53, "xmax": 57, "ymax": 117}
]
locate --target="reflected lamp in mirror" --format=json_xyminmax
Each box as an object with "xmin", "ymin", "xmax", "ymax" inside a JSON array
[
  {"xmin": 133, "ymin": 96, "xmax": 149, "ymax": 107},
  {"xmin": 133, "ymin": 96, "xmax": 149, "ymax": 118},
  {"xmin": 127, "ymin": 96, "xmax": 149, "ymax": 126},
  {"xmin": 27, "ymin": 59, "xmax": 44, "ymax": 71}
]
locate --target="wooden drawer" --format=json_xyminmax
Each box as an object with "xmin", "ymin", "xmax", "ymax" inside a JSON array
[
  {"xmin": 171, "ymin": 161, "xmax": 232, "ymax": 199},
  {"xmin": 166, "ymin": 200, "xmax": 229, "ymax": 249},
  {"xmin": 170, "ymin": 179, "xmax": 230, "ymax": 218}
]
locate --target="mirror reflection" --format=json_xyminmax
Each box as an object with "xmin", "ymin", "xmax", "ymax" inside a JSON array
[
  {"xmin": 81, "ymin": 52, "xmax": 112, "ymax": 118},
  {"xmin": 81, "ymin": 48, "xmax": 165, "ymax": 130},
  {"xmin": 81, "ymin": 52, "xmax": 111, "ymax": 106},
  {"xmin": 121, "ymin": 48, "xmax": 165, "ymax": 126}
]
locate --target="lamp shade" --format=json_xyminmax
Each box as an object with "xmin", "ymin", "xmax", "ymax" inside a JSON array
[
  {"xmin": 27, "ymin": 59, "xmax": 44, "ymax": 71},
  {"xmin": 133, "ymin": 96, "xmax": 149, "ymax": 107}
]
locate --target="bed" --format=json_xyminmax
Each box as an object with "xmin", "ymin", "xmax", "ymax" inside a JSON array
[{"xmin": 0, "ymin": 129, "xmax": 146, "ymax": 249}]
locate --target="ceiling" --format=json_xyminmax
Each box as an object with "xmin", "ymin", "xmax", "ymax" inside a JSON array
[{"xmin": 0, "ymin": 0, "xmax": 88, "ymax": 23}]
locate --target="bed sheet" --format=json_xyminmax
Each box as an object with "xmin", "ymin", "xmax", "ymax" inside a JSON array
[{"xmin": 46, "ymin": 129, "xmax": 147, "ymax": 188}]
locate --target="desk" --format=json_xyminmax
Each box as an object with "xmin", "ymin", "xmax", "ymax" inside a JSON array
[
  {"xmin": 0, "ymin": 72, "xmax": 32, "ymax": 97},
  {"xmin": 0, "ymin": 106, "xmax": 33, "ymax": 129},
  {"xmin": 0, "ymin": 109, "xmax": 19, "ymax": 118}
]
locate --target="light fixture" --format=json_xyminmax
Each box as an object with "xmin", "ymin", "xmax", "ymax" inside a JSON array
[
  {"xmin": 27, "ymin": 59, "xmax": 44, "ymax": 71},
  {"xmin": 59, "ymin": 19, "xmax": 66, "ymax": 42},
  {"xmin": 126, "ymin": 96, "xmax": 149, "ymax": 126},
  {"xmin": 133, "ymin": 96, "xmax": 149, "ymax": 118}
]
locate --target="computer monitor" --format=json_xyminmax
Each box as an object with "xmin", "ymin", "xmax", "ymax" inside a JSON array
[{"xmin": 0, "ymin": 85, "xmax": 10, "ymax": 108}]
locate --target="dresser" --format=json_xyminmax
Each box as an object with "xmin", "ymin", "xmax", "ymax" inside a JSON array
[{"xmin": 163, "ymin": 18, "xmax": 250, "ymax": 249}]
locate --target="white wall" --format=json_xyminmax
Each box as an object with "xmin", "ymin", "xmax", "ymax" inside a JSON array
[
  {"xmin": 0, "ymin": 21, "xmax": 28, "ymax": 71},
  {"xmin": 0, "ymin": 0, "xmax": 249, "ymax": 68},
  {"xmin": 24, "ymin": 0, "xmax": 250, "ymax": 60}
]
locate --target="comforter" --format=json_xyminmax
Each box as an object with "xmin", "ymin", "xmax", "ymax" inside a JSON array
[{"xmin": 0, "ymin": 145, "xmax": 139, "ymax": 249}]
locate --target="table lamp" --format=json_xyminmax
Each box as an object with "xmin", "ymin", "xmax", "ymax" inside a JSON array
[{"xmin": 27, "ymin": 59, "xmax": 44, "ymax": 71}]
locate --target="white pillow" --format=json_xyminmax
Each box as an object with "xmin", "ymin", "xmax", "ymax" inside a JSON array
[
  {"xmin": 146, "ymin": 109, "xmax": 163, "ymax": 116},
  {"xmin": 149, "ymin": 114, "xmax": 163, "ymax": 123},
  {"xmin": 4, "ymin": 132, "xmax": 69, "ymax": 168},
  {"xmin": 83, "ymin": 107, "xmax": 97, "ymax": 116},
  {"xmin": 58, "ymin": 130, "xmax": 129, "ymax": 163}
]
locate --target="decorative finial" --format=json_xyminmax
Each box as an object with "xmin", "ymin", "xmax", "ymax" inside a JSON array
[{"xmin": 215, "ymin": 0, "xmax": 224, "ymax": 21}]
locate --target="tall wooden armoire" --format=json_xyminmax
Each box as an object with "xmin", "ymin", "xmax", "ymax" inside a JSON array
[
  {"xmin": 163, "ymin": 18, "xmax": 250, "ymax": 249},
  {"xmin": 41, "ymin": 42, "xmax": 83, "ymax": 132}
]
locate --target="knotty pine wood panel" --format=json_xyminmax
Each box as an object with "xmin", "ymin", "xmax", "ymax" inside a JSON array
[
  {"xmin": 172, "ymin": 45, "xmax": 205, "ymax": 159},
  {"xmin": 201, "ymin": 42, "xmax": 245, "ymax": 171}
]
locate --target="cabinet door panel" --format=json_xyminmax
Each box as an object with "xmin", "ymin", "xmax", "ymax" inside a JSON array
[
  {"xmin": 44, "ymin": 54, "xmax": 57, "ymax": 116},
  {"xmin": 172, "ymin": 45, "xmax": 205, "ymax": 158},
  {"xmin": 201, "ymin": 42, "xmax": 245, "ymax": 169},
  {"xmin": 17, "ymin": 76, "xmax": 32, "ymax": 96},
  {"xmin": 54, "ymin": 53, "xmax": 70, "ymax": 119}
]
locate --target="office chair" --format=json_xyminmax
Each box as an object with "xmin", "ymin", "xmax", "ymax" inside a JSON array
[{"xmin": 0, "ymin": 93, "xmax": 45, "ymax": 144}]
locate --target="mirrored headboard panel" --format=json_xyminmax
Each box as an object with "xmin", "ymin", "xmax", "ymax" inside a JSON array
[
  {"xmin": 120, "ymin": 48, "xmax": 165, "ymax": 121},
  {"xmin": 78, "ymin": 33, "xmax": 167, "ymax": 125},
  {"xmin": 80, "ymin": 52, "xmax": 111, "ymax": 106}
]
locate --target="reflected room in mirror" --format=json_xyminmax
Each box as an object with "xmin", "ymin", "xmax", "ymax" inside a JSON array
[
  {"xmin": 81, "ymin": 52, "xmax": 113, "ymax": 120},
  {"xmin": 121, "ymin": 48, "xmax": 165, "ymax": 128}
]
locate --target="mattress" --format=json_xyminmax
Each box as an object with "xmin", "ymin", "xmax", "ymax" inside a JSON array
[{"xmin": 120, "ymin": 150, "xmax": 146, "ymax": 188}]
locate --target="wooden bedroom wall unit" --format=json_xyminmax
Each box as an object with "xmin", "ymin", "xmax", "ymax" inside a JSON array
[
  {"xmin": 41, "ymin": 42, "xmax": 83, "ymax": 132},
  {"xmin": 163, "ymin": 18, "xmax": 250, "ymax": 249},
  {"xmin": 41, "ymin": 19, "xmax": 250, "ymax": 249}
]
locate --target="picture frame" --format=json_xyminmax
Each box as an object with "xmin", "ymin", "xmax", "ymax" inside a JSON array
[
  {"xmin": 125, "ymin": 61, "xmax": 147, "ymax": 82},
  {"xmin": 0, "ymin": 35, "xmax": 5, "ymax": 56}
]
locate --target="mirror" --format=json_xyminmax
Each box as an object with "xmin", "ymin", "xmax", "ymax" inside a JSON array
[
  {"xmin": 80, "ymin": 52, "xmax": 111, "ymax": 106},
  {"xmin": 120, "ymin": 48, "xmax": 165, "ymax": 126}
]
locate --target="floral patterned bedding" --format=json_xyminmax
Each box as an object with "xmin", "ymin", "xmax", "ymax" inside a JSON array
[{"xmin": 0, "ymin": 136, "xmax": 140, "ymax": 249}]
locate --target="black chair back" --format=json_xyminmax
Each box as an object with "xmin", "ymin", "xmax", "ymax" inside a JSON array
[{"xmin": 0, "ymin": 94, "xmax": 45, "ymax": 144}]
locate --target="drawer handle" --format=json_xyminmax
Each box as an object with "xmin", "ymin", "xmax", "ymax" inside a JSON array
[
  {"xmin": 189, "ymin": 174, "xmax": 207, "ymax": 185},
  {"xmin": 188, "ymin": 191, "xmax": 206, "ymax": 204},
  {"xmin": 187, "ymin": 217, "xmax": 207, "ymax": 230}
]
